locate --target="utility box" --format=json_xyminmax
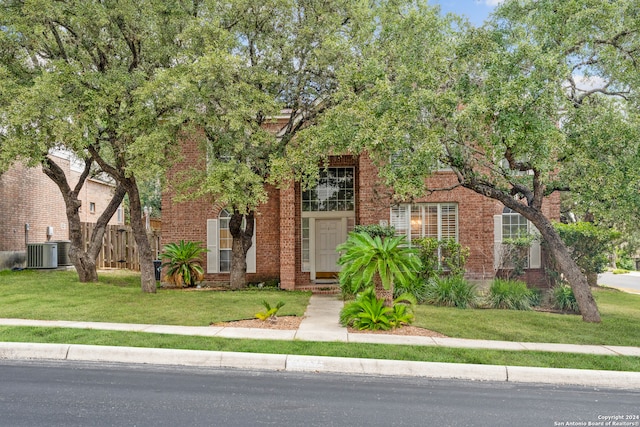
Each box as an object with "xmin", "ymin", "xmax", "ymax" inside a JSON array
[
  {"xmin": 27, "ymin": 243, "xmax": 58, "ymax": 269},
  {"xmin": 53, "ymin": 240, "xmax": 72, "ymax": 266}
]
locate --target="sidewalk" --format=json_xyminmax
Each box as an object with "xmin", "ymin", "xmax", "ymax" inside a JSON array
[{"xmin": 1, "ymin": 294, "xmax": 640, "ymax": 389}]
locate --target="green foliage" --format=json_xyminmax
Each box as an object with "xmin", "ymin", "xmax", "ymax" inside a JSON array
[
  {"xmin": 160, "ymin": 241, "xmax": 207, "ymax": 288},
  {"xmin": 612, "ymin": 269, "xmax": 630, "ymax": 275},
  {"xmin": 255, "ymin": 300, "xmax": 286, "ymax": 321},
  {"xmin": 554, "ymin": 222, "xmax": 620, "ymax": 276},
  {"xmin": 552, "ymin": 284, "xmax": 580, "ymax": 313},
  {"xmin": 413, "ymin": 237, "xmax": 470, "ymax": 279},
  {"xmin": 393, "ymin": 278, "xmax": 430, "ymax": 303},
  {"xmin": 486, "ymin": 279, "xmax": 536, "ymax": 311},
  {"xmin": 423, "ymin": 276, "xmax": 479, "ymax": 309},
  {"xmin": 337, "ymin": 231, "xmax": 421, "ymax": 294},
  {"xmin": 353, "ymin": 224, "xmax": 397, "ymax": 239},
  {"xmin": 340, "ymin": 288, "xmax": 416, "ymax": 330},
  {"xmin": 340, "ymin": 288, "xmax": 393, "ymax": 331},
  {"xmin": 500, "ymin": 234, "xmax": 535, "ymax": 279}
]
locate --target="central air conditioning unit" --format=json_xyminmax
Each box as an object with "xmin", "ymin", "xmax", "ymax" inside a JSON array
[{"xmin": 27, "ymin": 243, "xmax": 58, "ymax": 269}]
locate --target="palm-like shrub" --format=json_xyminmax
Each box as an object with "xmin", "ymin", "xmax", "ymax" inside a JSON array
[
  {"xmin": 160, "ymin": 240, "xmax": 207, "ymax": 288},
  {"xmin": 340, "ymin": 288, "xmax": 416, "ymax": 331},
  {"xmin": 423, "ymin": 276, "xmax": 479, "ymax": 308},
  {"xmin": 486, "ymin": 279, "xmax": 535, "ymax": 310},
  {"xmin": 337, "ymin": 231, "xmax": 420, "ymax": 306}
]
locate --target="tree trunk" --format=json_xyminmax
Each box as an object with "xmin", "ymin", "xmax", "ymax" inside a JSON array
[
  {"xmin": 228, "ymin": 210, "xmax": 255, "ymax": 290},
  {"xmin": 42, "ymin": 156, "xmax": 125, "ymax": 283},
  {"xmin": 123, "ymin": 177, "xmax": 156, "ymax": 293},
  {"xmin": 586, "ymin": 271, "xmax": 598, "ymax": 288},
  {"xmin": 373, "ymin": 272, "xmax": 394, "ymax": 307},
  {"xmin": 527, "ymin": 212, "xmax": 601, "ymax": 323}
]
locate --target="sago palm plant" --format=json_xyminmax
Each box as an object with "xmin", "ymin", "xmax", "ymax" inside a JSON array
[
  {"xmin": 160, "ymin": 240, "xmax": 207, "ymax": 288},
  {"xmin": 337, "ymin": 231, "xmax": 420, "ymax": 306}
]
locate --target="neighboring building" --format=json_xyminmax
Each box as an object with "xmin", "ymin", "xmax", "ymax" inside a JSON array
[
  {"xmin": 162, "ymin": 131, "xmax": 561, "ymax": 290},
  {"xmin": 0, "ymin": 151, "xmax": 124, "ymax": 269}
]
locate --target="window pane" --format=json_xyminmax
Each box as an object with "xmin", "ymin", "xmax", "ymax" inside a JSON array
[
  {"xmin": 301, "ymin": 167, "xmax": 354, "ymax": 212},
  {"xmin": 425, "ymin": 206, "xmax": 438, "ymax": 238},
  {"xmin": 441, "ymin": 204, "xmax": 457, "ymax": 239},
  {"xmin": 220, "ymin": 250, "xmax": 231, "ymax": 272}
]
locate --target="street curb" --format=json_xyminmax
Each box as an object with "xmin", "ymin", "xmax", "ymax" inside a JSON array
[{"xmin": 2, "ymin": 342, "xmax": 640, "ymax": 389}]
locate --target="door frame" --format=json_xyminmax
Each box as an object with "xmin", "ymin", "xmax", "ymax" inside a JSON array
[{"xmin": 305, "ymin": 212, "xmax": 353, "ymax": 281}]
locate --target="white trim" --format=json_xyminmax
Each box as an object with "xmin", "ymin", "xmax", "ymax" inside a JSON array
[
  {"xmin": 206, "ymin": 219, "xmax": 219, "ymax": 273},
  {"xmin": 246, "ymin": 222, "xmax": 256, "ymax": 274},
  {"xmin": 309, "ymin": 218, "xmax": 316, "ymax": 280},
  {"xmin": 493, "ymin": 214, "xmax": 502, "ymax": 271}
]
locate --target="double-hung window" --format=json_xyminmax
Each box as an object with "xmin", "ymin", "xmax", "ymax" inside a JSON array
[{"xmin": 390, "ymin": 203, "xmax": 458, "ymax": 243}]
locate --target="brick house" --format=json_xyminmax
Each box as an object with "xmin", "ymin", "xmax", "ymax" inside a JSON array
[
  {"xmin": 163, "ymin": 130, "xmax": 560, "ymax": 290},
  {"xmin": 0, "ymin": 150, "xmax": 124, "ymax": 269}
]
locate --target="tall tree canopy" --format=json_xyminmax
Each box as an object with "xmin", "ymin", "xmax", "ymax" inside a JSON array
[
  {"xmin": 288, "ymin": 0, "xmax": 640, "ymax": 322},
  {"xmin": 156, "ymin": 0, "xmax": 371, "ymax": 288},
  {"xmin": 0, "ymin": 0, "xmax": 198, "ymax": 291}
]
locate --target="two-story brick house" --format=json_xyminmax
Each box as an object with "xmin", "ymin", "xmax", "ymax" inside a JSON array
[{"xmin": 163, "ymin": 130, "xmax": 560, "ymax": 290}]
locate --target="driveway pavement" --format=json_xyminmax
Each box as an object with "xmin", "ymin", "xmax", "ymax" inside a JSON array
[{"xmin": 599, "ymin": 271, "xmax": 640, "ymax": 294}]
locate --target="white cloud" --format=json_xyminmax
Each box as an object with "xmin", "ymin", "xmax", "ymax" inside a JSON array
[{"xmin": 484, "ymin": 0, "xmax": 504, "ymax": 5}]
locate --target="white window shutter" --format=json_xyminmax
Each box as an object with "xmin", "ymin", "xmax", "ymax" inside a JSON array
[
  {"xmin": 206, "ymin": 219, "xmax": 219, "ymax": 273},
  {"xmin": 528, "ymin": 222, "xmax": 542, "ymax": 269},
  {"xmin": 493, "ymin": 214, "xmax": 502, "ymax": 271},
  {"xmin": 246, "ymin": 219, "xmax": 256, "ymax": 274}
]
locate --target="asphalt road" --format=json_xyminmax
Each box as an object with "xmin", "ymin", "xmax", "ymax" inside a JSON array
[
  {"xmin": 1, "ymin": 360, "xmax": 638, "ymax": 427},
  {"xmin": 598, "ymin": 272, "xmax": 640, "ymax": 293}
]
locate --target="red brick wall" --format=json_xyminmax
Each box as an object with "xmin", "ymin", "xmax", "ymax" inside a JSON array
[
  {"xmin": 0, "ymin": 154, "xmax": 123, "ymax": 252},
  {"xmin": 162, "ymin": 135, "xmax": 283, "ymax": 284},
  {"xmin": 162, "ymin": 134, "xmax": 562, "ymax": 288}
]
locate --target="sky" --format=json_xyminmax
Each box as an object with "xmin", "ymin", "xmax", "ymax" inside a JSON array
[{"xmin": 429, "ymin": 0, "xmax": 503, "ymax": 26}]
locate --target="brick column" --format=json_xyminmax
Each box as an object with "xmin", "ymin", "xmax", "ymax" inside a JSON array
[{"xmin": 279, "ymin": 181, "xmax": 296, "ymax": 290}]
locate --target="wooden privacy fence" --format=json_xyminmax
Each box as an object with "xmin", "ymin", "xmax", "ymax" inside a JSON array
[{"xmin": 81, "ymin": 223, "xmax": 161, "ymax": 271}]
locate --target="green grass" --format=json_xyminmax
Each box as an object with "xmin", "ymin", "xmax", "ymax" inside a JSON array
[
  {"xmin": 1, "ymin": 326, "xmax": 639, "ymax": 372},
  {"xmin": 0, "ymin": 269, "xmax": 310, "ymax": 325},
  {"xmin": 1, "ymin": 270, "xmax": 640, "ymax": 372},
  {"xmin": 413, "ymin": 288, "xmax": 640, "ymax": 346}
]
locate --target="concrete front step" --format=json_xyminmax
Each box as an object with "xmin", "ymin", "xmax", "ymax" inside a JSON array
[{"xmin": 296, "ymin": 284, "xmax": 341, "ymax": 294}]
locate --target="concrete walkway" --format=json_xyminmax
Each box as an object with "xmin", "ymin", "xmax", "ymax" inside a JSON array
[{"xmin": 1, "ymin": 294, "xmax": 640, "ymax": 389}]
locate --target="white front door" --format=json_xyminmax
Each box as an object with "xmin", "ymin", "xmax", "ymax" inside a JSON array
[{"xmin": 315, "ymin": 219, "xmax": 344, "ymax": 277}]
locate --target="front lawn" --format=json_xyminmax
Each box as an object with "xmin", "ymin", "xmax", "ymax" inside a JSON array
[
  {"xmin": 0, "ymin": 269, "xmax": 310, "ymax": 325},
  {"xmin": 413, "ymin": 288, "xmax": 640, "ymax": 346},
  {"xmin": 1, "ymin": 269, "xmax": 640, "ymax": 348}
]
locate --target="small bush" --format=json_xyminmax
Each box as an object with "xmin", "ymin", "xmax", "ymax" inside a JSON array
[
  {"xmin": 486, "ymin": 279, "xmax": 535, "ymax": 310},
  {"xmin": 393, "ymin": 278, "xmax": 430, "ymax": 303},
  {"xmin": 340, "ymin": 289, "xmax": 416, "ymax": 330},
  {"xmin": 255, "ymin": 300, "xmax": 285, "ymax": 321},
  {"xmin": 612, "ymin": 269, "xmax": 630, "ymax": 275},
  {"xmin": 340, "ymin": 288, "xmax": 392, "ymax": 331},
  {"xmin": 552, "ymin": 284, "xmax": 580, "ymax": 313},
  {"xmin": 353, "ymin": 224, "xmax": 396, "ymax": 239},
  {"xmin": 412, "ymin": 237, "xmax": 470, "ymax": 279},
  {"xmin": 423, "ymin": 276, "xmax": 479, "ymax": 308}
]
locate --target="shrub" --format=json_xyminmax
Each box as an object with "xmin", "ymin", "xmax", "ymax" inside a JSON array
[
  {"xmin": 255, "ymin": 300, "xmax": 285, "ymax": 321},
  {"xmin": 486, "ymin": 279, "xmax": 535, "ymax": 310},
  {"xmin": 340, "ymin": 288, "xmax": 392, "ymax": 331},
  {"xmin": 499, "ymin": 234, "xmax": 535, "ymax": 279},
  {"xmin": 160, "ymin": 240, "xmax": 207, "ymax": 287},
  {"xmin": 393, "ymin": 277, "xmax": 430, "ymax": 303},
  {"xmin": 423, "ymin": 276, "xmax": 478, "ymax": 308},
  {"xmin": 337, "ymin": 231, "xmax": 420, "ymax": 306},
  {"xmin": 353, "ymin": 224, "xmax": 396, "ymax": 239},
  {"xmin": 552, "ymin": 284, "xmax": 580, "ymax": 313},
  {"xmin": 340, "ymin": 289, "xmax": 416, "ymax": 331},
  {"xmin": 412, "ymin": 237, "xmax": 470, "ymax": 279}
]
